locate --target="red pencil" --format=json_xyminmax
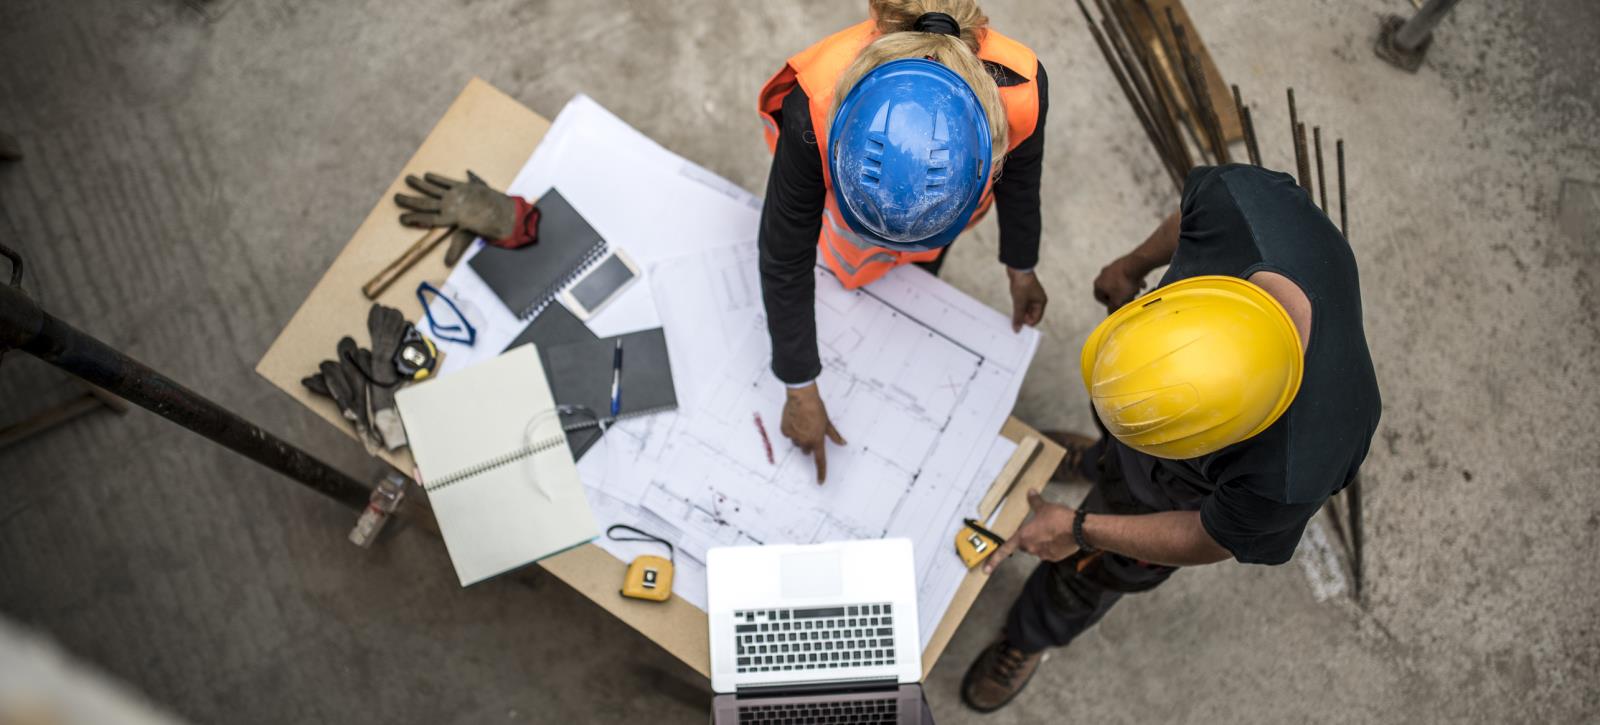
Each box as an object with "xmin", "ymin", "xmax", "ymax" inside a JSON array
[{"xmin": 753, "ymin": 412, "xmax": 775, "ymax": 465}]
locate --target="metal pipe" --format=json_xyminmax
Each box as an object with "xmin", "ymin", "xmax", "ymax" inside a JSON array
[
  {"xmin": 1392, "ymin": 0, "xmax": 1463, "ymax": 52},
  {"xmin": 0, "ymin": 280, "xmax": 372, "ymax": 511},
  {"xmin": 1314, "ymin": 126, "xmax": 1328, "ymax": 211}
]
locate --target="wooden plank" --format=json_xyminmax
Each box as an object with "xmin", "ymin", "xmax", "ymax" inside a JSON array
[
  {"xmin": 920, "ymin": 420, "xmax": 1064, "ymax": 680},
  {"xmin": 976, "ymin": 435, "xmax": 1041, "ymax": 520},
  {"xmin": 1120, "ymin": 0, "xmax": 1243, "ymax": 144},
  {"xmin": 255, "ymin": 78, "xmax": 549, "ymax": 474}
]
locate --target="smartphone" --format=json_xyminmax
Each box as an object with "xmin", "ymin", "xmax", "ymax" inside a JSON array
[{"xmin": 560, "ymin": 248, "xmax": 640, "ymax": 321}]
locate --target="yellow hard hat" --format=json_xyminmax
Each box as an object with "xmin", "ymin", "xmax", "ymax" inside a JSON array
[{"xmin": 1080, "ymin": 275, "xmax": 1304, "ymax": 459}]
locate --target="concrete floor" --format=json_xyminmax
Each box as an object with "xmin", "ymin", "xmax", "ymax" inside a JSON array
[{"xmin": 2, "ymin": 0, "xmax": 1596, "ymax": 722}]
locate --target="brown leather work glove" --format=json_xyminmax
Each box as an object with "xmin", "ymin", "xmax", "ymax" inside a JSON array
[
  {"xmin": 395, "ymin": 171, "xmax": 518, "ymax": 266},
  {"xmin": 780, "ymin": 383, "xmax": 847, "ymax": 484}
]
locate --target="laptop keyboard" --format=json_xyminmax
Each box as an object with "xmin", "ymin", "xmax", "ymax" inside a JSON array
[
  {"xmin": 737, "ymin": 698, "xmax": 898, "ymax": 723},
  {"xmin": 733, "ymin": 604, "xmax": 896, "ymax": 674}
]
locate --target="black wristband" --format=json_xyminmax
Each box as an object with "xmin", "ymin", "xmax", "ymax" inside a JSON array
[{"xmin": 1073, "ymin": 507, "xmax": 1096, "ymax": 553}]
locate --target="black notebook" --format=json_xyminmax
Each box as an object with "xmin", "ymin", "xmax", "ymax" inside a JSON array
[
  {"xmin": 470, "ymin": 189, "xmax": 608, "ymax": 321},
  {"xmin": 502, "ymin": 304, "xmax": 679, "ymax": 458}
]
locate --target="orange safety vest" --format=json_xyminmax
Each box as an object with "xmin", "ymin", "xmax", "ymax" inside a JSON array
[{"xmin": 758, "ymin": 20, "xmax": 1040, "ymax": 289}]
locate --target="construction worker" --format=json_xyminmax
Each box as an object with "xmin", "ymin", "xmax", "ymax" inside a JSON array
[
  {"xmin": 757, "ymin": 0, "xmax": 1050, "ymax": 482},
  {"xmin": 959, "ymin": 164, "xmax": 1382, "ymax": 712}
]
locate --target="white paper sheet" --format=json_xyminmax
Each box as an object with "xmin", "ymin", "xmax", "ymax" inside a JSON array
[
  {"xmin": 422, "ymin": 95, "xmax": 762, "ymax": 373},
  {"xmin": 582, "ymin": 242, "xmax": 1039, "ymax": 647}
]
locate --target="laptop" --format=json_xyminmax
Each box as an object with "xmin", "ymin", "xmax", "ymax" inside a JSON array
[{"xmin": 707, "ymin": 539, "xmax": 934, "ymax": 724}]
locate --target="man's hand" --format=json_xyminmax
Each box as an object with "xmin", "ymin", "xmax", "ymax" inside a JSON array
[
  {"xmin": 983, "ymin": 491, "xmax": 1079, "ymax": 574},
  {"xmin": 1092, "ymin": 255, "xmax": 1149, "ymax": 312},
  {"xmin": 1007, "ymin": 267, "xmax": 1048, "ymax": 332},
  {"xmin": 780, "ymin": 383, "xmax": 846, "ymax": 484}
]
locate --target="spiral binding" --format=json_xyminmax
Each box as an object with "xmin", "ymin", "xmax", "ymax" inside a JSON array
[
  {"xmin": 516, "ymin": 240, "xmax": 610, "ymax": 321},
  {"xmin": 422, "ymin": 433, "xmax": 568, "ymax": 493},
  {"xmin": 562, "ymin": 403, "xmax": 678, "ymax": 431}
]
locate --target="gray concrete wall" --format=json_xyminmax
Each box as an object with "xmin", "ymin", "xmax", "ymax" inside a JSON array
[{"xmin": 1, "ymin": 0, "xmax": 1595, "ymax": 722}]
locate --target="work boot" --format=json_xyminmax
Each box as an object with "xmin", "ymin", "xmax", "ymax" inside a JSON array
[
  {"xmin": 1042, "ymin": 430, "xmax": 1097, "ymax": 482},
  {"xmin": 960, "ymin": 638, "xmax": 1046, "ymax": 713}
]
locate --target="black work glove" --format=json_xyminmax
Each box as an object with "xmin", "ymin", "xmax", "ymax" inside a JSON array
[
  {"xmin": 394, "ymin": 171, "xmax": 517, "ymax": 266},
  {"xmin": 360, "ymin": 304, "xmax": 410, "ymax": 449},
  {"xmin": 361, "ymin": 304, "xmax": 407, "ymax": 387},
  {"xmin": 302, "ymin": 337, "xmax": 379, "ymax": 455}
]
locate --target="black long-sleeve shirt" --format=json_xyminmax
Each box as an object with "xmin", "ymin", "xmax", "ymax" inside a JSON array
[{"xmin": 758, "ymin": 61, "xmax": 1049, "ymax": 384}]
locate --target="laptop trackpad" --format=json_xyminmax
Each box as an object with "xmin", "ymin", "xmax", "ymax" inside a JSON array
[{"xmin": 780, "ymin": 550, "xmax": 843, "ymax": 599}]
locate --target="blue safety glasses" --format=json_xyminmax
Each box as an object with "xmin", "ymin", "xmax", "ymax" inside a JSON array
[{"xmin": 416, "ymin": 281, "xmax": 477, "ymax": 346}]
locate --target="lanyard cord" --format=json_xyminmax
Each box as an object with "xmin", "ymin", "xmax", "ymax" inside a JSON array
[{"xmin": 605, "ymin": 524, "xmax": 674, "ymax": 564}]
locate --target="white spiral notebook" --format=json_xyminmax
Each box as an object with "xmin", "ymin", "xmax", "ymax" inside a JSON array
[{"xmin": 395, "ymin": 344, "xmax": 598, "ymax": 586}]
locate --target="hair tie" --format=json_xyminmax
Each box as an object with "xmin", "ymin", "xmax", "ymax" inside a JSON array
[{"xmin": 912, "ymin": 11, "xmax": 960, "ymax": 37}]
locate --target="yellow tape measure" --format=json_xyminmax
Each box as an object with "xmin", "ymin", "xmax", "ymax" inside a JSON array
[
  {"xmin": 607, "ymin": 525, "xmax": 674, "ymax": 602},
  {"xmin": 955, "ymin": 518, "xmax": 1006, "ymax": 569}
]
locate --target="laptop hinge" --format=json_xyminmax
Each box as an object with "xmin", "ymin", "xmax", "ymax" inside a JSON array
[{"xmin": 735, "ymin": 677, "xmax": 899, "ymax": 698}]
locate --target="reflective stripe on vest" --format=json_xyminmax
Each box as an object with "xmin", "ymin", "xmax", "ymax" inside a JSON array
[
  {"xmin": 758, "ymin": 20, "xmax": 1040, "ymax": 289},
  {"xmin": 820, "ymin": 207, "xmax": 901, "ymax": 278}
]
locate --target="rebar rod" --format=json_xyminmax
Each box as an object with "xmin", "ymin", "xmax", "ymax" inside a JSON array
[
  {"xmin": 1294, "ymin": 122, "xmax": 1312, "ymax": 191},
  {"xmin": 1242, "ymin": 108, "xmax": 1261, "ymax": 167},
  {"xmin": 1337, "ymin": 138, "xmax": 1348, "ymax": 238},
  {"xmin": 1077, "ymin": 0, "xmax": 1183, "ymax": 189},
  {"xmin": 1138, "ymin": 0, "xmax": 1210, "ymax": 164},
  {"xmin": 1314, "ymin": 126, "xmax": 1328, "ymax": 211},
  {"xmin": 1097, "ymin": 0, "xmax": 1183, "ymax": 177},
  {"xmin": 1170, "ymin": 12, "xmax": 1229, "ymax": 164},
  {"xmin": 1233, "ymin": 85, "xmax": 1260, "ymax": 166}
]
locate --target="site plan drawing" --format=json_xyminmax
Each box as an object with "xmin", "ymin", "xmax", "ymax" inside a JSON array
[
  {"xmin": 583, "ymin": 242, "xmax": 1036, "ymax": 647},
  {"xmin": 428, "ymin": 95, "xmax": 1041, "ymax": 646}
]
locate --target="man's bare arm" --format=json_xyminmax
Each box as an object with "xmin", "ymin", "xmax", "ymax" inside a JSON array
[
  {"xmin": 1094, "ymin": 210, "xmax": 1182, "ymax": 310},
  {"xmin": 984, "ymin": 492, "xmax": 1232, "ymax": 574},
  {"xmin": 1082, "ymin": 510, "xmax": 1232, "ymax": 567}
]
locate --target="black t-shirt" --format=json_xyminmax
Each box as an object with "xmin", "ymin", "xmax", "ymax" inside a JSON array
[
  {"xmin": 758, "ymin": 61, "xmax": 1048, "ymax": 384},
  {"xmin": 1110, "ymin": 165, "xmax": 1382, "ymax": 565}
]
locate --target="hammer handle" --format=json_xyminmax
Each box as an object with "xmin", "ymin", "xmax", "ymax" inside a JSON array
[{"xmin": 363, "ymin": 227, "xmax": 451, "ymax": 300}]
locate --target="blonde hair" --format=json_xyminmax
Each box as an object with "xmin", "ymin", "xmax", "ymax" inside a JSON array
[{"xmin": 832, "ymin": 0, "xmax": 1009, "ymax": 170}]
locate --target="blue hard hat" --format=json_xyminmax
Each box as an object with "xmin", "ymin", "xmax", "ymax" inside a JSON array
[{"xmin": 828, "ymin": 58, "xmax": 993, "ymax": 252}]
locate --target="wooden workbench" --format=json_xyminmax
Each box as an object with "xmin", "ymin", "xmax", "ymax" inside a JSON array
[{"xmin": 255, "ymin": 78, "xmax": 1065, "ymax": 678}]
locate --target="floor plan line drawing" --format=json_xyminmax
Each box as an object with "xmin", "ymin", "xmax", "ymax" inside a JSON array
[{"xmin": 579, "ymin": 241, "xmax": 1038, "ymax": 648}]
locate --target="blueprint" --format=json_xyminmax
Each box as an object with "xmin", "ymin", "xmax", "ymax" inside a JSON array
[
  {"xmin": 581, "ymin": 242, "xmax": 1037, "ymax": 647},
  {"xmin": 422, "ymin": 94, "xmax": 1041, "ymax": 647}
]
